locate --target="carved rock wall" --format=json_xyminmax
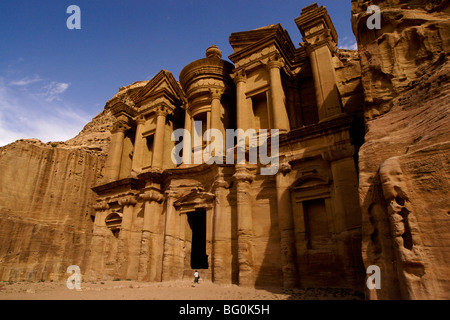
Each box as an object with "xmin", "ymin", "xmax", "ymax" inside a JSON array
[
  {"xmin": 352, "ymin": 0, "xmax": 450, "ymax": 299},
  {"xmin": 0, "ymin": 111, "xmax": 113, "ymax": 282}
]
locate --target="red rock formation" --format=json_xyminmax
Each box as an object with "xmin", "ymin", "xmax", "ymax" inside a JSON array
[{"xmin": 352, "ymin": 0, "xmax": 450, "ymax": 299}]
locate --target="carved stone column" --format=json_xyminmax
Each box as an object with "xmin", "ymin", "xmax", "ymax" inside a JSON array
[
  {"xmin": 233, "ymin": 70, "xmax": 251, "ymax": 131},
  {"xmin": 182, "ymin": 107, "xmax": 192, "ymax": 165},
  {"xmin": 275, "ymin": 162, "xmax": 298, "ymax": 288},
  {"xmin": 138, "ymin": 191, "xmax": 164, "ymax": 281},
  {"xmin": 210, "ymin": 89, "xmax": 223, "ymax": 132},
  {"xmin": 88, "ymin": 202, "xmax": 110, "ymax": 279},
  {"xmin": 105, "ymin": 120, "xmax": 130, "ymax": 182},
  {"xmin": 210, "ymin": 89, "xmax": 225, "ymax": 155},
  {"xmin": 152, "ymin": 105, "xmax": 172, "ymax": 169},
  {"xmin": 212, "ymin": 172, "xmax": 229, "ymax": 284},
  {"xmin": 233, "ymin": 165, "xmax": 255, "ymax": 286},
  {"xmin": 267, "ymin": 54, "xmax": 290, "ymax": 132},
  {"xmin": 161, "ymin": 190, "xmax": 178, "ymax": 281},
  {"xmin": 115, "ymin": 196, "xmax": 137, "ymax": 279},
  {"xmin": 131, "ymin": 116, "xmax": 146, "ymax": 174}
]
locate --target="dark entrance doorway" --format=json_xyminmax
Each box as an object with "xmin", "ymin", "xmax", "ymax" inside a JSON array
[{"xmin": 187, "ymin": 209, "xmax": 208, "ymax": 269}]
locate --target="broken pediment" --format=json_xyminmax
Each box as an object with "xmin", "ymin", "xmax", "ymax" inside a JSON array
[
  {"xmin": 132, "ymin": 70, "xmax": 186, "ymax": 110},
  {"xmin": 173, "ymin": 188, "xmax": 214, "ymax": 213},
  {"xmin": 228, "ymin": 23, "xmax": 296, "ymax": 68}
]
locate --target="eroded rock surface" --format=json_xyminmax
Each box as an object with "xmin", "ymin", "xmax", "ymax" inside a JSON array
[
  {"xmin": 0, "ymin": 110, "xmax": 113, "ymax": 281},
  {"xmin": 352, "ymin": 0, "xmax": 450, "ymax": 299}
]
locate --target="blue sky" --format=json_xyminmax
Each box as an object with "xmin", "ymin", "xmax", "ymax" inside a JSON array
[{"xmin": 0, "ymin": 0, "xmax": 356, "ymax": 146}]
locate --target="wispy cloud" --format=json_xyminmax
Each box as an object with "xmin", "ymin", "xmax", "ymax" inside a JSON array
[
  {"xmin": 0, "ymin": 76, "xmax": 90, "ymax": 147},
  {"xmin": 9, "ymin": 75, "xmax": 43, "ymax": 86},
  {"xmin": 42, "ymin": 81, "xmax": 70, "ymax": 102},
  {"xmin": 338, "ymin": 36, "xmax": 358, "ymax": 50}
]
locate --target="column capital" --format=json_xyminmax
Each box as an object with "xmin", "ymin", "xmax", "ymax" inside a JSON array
[
  {"xmin": 213, "ymin": 172, "xmax": 229, "ymax": 190},
  {"xmin": 111, "ymin": 120, "xmax": 130, "ymax": 134},
  {"xmin": 139, "ymin": 190, "xmax": 164, "ymax": 203},
  {"xmin": 164, "ymin": 190, "xmax": 178, "ymax": 199},
  {"xmin": 155, "ymin": 104, "xmax": 174, "ymax": 117},
  {"xmin": 210, "ymin": 88, "xmax": 224, "ymax": 101},
  {"xmin": 135, "ymin": 115, "xmax": 146, "ymax": 125},
  {"xmin": 118, "ymin": 196, "xmax": 137, "ymax": 207},
  {"xmin": 93, "ymin": 201, "xmax": 110, "ymax": 211},
  {"xmin": 303, "ymin": 37, "xmax": 337, "ymax": 56},
  {"xmin": 231, "ymin": 69, "xmax": 247, "ymax": 84},
  {"xmin": 266, "ymin": 54, "xmax": 285, "ymax": 70},
  {"xmin": 232, "ymin": 166, "xmax": 255, "ymax": 184},
  {"xmin": 278, "ymin": 162, "xmax": 292, "ymax": 176}
]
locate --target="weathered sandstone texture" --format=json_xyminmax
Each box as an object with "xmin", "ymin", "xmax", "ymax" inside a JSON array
[
  {"xmin": 87, "ymin": 4, "xmax": 367, "ymax": 291},
  {"xmin": 352, "ymin": 0, "xmax": 450, "ymax": 299},
  {"xmin": 0, "ymin": 109, "xmax": 114, "ymax": 281},
  {"xmin": 0, "ymin": 1, "xmax": 448, "ymax": 300}
]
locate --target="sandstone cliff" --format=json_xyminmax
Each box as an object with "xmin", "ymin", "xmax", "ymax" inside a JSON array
[
  {"xmin": 352, "ymin": 0, "xmax": 450, "ymax": 299},
  {"xmin": 0, "ymin": 79, "xmax": 151, "ymax": 282},
  {"xmin": 0, "ymin": 110, "xmax": 114, "ymax": 282}
]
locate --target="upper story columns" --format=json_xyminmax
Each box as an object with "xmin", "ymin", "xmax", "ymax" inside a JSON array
[
  {"xmin": 105, "ymin": 119, "xmax": 130, "ymax": 182},
  {"xmin": 295, "ymin": 4, "xmax": 343, "ymax": 121},
  {"xmin": 152, "ymin": 104, "xmax": 174, "ymax": 169},
  {"xmin": 266, "ymin": 54, "xmax": 290, "ymax": 132}
]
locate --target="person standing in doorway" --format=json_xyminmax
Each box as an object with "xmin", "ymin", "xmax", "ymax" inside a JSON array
[{"xmin": 194, "ymin": 270, "xmax": 200, "ymax": 285}]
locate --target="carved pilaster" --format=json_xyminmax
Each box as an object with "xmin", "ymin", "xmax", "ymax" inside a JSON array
[
  {"xmin": 233, "ymin": 165, "xmax": 255, "ymax": 286},
  {"xmin": 275, "ymin": 161, "xmax": 298, "ymax": 288}
]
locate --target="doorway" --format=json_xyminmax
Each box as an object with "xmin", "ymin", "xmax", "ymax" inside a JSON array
[{"xmin": 187, "ymin": 209, "xmax": 208, "ymax": 269}]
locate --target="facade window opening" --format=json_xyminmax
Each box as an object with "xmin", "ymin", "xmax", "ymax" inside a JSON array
[
  {"xmin": 303, "ymin": 198, "xmax": 331, "ymax": 249},
  {"xmin": 105, "ymin": 212, "xmax": 122, "ymax": 238},
  {"xmin": 251, "ymin": 92, "xmax": 269, "ymax": 130},
  {"xmin": 145, "ymin": 135, "xmax": 154, "ymax": 168}
]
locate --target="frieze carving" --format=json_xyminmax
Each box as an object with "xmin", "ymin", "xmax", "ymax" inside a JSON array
[{"xmin": 233, "ymin": 45, "xmax": 277, "ymax": 69}]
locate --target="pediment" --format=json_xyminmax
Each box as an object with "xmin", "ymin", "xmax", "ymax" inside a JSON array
[
  {"xmin": 133, "ymin": 70, "xmax": 186, "ymax": 107},
  {"xmin": 229, "ymin": 24, "xmax": 282, "ymax": 53},
  {"xmin": 291, "ymin": 174, "xmax": 330, "ymax": 191},
  {"xmin": 106, "ymin": 96, "xmax": 139, "ymax": 118},
  {"xmin": 174, "ymin": 188, "xmax": 214, "ymax": 213},
  {"xmin": 229, "ymin": 23, "xmax": 296, "ymax": 65}
]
